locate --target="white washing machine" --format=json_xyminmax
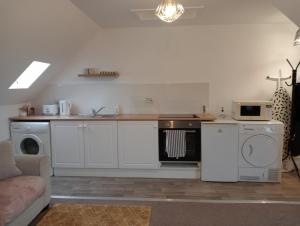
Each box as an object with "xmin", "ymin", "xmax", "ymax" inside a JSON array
[
  {"xmin": 238, "ymin": 121, "xmax": 284, "ymax": 182},
  {"xmin": 10, "ymin": 122, "xmax": 51, "ymax": 157}
]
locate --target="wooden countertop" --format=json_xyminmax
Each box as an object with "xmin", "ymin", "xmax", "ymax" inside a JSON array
[{"xmin": 10, "ymin": 113, "xmax": 216, "ymax": 121}]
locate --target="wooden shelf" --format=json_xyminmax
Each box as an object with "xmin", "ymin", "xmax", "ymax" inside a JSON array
[{"xmin": 79, "ymin": 71, "xmax": 119, "ymax": 77}]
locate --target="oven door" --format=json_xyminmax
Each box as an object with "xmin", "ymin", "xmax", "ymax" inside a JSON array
[{"xmin": 159, "ymin": 128, "xmax": 201, "ymax": 162}]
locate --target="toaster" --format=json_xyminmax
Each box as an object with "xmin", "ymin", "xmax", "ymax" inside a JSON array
[{"xmin": 42, "ymin": 104, "xmax": 58, "ymax": 116}]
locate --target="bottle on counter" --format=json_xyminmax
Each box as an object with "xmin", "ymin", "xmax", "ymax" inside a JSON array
[
  {"xmin": 115, "ymin": 105, "xmax": 121, "ymax": 115},
  {"xmin": 219, "ymin": 107, "xmax": 226, "ymax": 119}
]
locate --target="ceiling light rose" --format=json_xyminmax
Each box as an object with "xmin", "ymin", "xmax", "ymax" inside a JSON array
[
  {"xmin": 294, "ymin": 29, "xmax": 300, "ymax": 46},
  {"xmin": 155, "ymin": 0, "xmax": 184, "ymax": 23}
]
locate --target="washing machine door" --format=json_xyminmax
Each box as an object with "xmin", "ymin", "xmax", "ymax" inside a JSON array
[
  {"xmin": 19, "ymin": 134, "xmax": 43, "ymax": 155},
  {"xmin": 241, "ymin": 134, "xmax": 278, "ymax": 167}
]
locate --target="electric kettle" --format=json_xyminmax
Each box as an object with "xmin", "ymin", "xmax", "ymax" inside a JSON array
[{"xmin": 59, "ymin": 100, "xmax": 72, "ymax": 116}]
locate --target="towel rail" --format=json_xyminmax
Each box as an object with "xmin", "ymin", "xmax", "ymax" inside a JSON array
[{"xmin": 162, "ymin": 130, "xmax": 197, "ymax": 133}]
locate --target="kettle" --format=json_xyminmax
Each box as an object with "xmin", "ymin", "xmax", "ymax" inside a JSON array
[{"xmin": 59, "ymin": 100, "xmax": 72, "ymax": 116}]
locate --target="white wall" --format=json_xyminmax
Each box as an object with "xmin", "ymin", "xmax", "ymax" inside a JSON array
[
  {"xmin": 33, "ymin": 23, "xmax": 300, "ymax": 116},
  {"xmin": 0, "ymin": 104, "xmax": 22, "ymax": 141},
  {"xmin": 0, "ymin": 0, "xmax": 99, "ymax": 105},
  {"xmin": 33, "ymin": 83, "xmax": 209, "ymax": 115}
]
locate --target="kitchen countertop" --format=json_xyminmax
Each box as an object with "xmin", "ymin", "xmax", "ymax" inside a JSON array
[{"xmin": 10, "ymin": 114, "xmax": 216, "ymax": 121}]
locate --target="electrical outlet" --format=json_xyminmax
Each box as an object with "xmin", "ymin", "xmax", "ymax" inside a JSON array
[{"xmin": 144, "ymin": 97, "xmax": 154, "ymax": 104}]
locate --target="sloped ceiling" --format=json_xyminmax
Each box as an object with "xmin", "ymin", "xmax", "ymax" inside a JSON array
[
  {"xmin": 0, "ymin": 0, "xmax": 99, "ymax": 105},
  {"xmin": 272, "ymin": 0, "xmax": 300, "ymax": 27},
  {"xmin": 70, "ymin": 0, "xmax": 290, "ymax": 28},
  {"xmin": 0, "ymin": 0, "xmax": 297, "ymax": 106}
]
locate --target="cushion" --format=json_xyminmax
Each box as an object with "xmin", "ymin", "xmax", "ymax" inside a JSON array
[
  {"xmin": 0, "ymin": 140, "xmax": 22, "ymax": 180},
  {"xmin": 0, "ymin": 176, "xmax": 46, "ymax": 225}
]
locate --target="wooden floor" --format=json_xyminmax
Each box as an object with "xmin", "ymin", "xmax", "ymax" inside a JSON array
[{"xmin": 51, "ymin": 172, "xmax": 300, "ymax": 201}]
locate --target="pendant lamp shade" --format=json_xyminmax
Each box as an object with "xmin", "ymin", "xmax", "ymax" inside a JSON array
[{"xmin": 155, "ymin": 0, "xmax": 184, "ymax": 23}]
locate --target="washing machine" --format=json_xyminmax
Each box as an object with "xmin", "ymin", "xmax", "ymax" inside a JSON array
[
  {"xmin": 10, "ymin": 122, "xmax": 51, "ymax": 157},
  {"xmin": 238, "ymin": 121, "xmax": 284, "ymax": 182}
]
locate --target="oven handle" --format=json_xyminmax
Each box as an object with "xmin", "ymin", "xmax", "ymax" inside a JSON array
[{"xmin": 162, "ymin": 130, "xmax": 197, "ymax": 133}]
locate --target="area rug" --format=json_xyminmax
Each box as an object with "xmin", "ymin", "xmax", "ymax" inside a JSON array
[{"xmin": 37, "ymin": 203, "xmax": 151, "ymax": 226}]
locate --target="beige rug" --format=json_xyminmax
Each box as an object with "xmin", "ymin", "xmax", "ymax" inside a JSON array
[{"xmin": 37, "ymin": 203, "xmax": 151, "ymax": 226}]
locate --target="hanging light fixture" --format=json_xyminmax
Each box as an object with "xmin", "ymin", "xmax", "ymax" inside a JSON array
[
  {"xmin": 294, "ymin": 29, "xmax": 300, "ymax": 46},
  {"xmin": 155, "ymin": 0, "xmax": 184, "ymax": 23}
]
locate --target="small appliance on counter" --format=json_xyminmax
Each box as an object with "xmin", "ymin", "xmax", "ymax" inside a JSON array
[
  {"xmin": 59, "ymin": 100, "xmax": 72, "ymax": 116},
  {"xmin": 42, "ymin": 104, "xmax": 58, "ymax": 116},
  {"xmin": 19, "ymin": 104, "xmax": 35, "ymax": 116},
  {"xmin": 232, "ymin": 100, "xmax": 272, "ymax": 121}
]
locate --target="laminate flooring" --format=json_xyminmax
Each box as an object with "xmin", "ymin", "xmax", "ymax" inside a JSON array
[{"xmin": 51, "ymin": 172, "xmax": 300, "ymax": 202}]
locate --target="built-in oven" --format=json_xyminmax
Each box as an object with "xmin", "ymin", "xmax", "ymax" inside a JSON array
[{"xmin": 159, "ymin": 119, "xmax": 201, "ymax": 163}]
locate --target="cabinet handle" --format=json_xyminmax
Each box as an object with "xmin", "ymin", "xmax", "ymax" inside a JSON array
[{"xmin": 218, "ymin": 129, "xmax": 222, "ymax": 133}]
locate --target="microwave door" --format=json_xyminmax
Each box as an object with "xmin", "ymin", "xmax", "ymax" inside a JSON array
[{"xmin": 240, "ymin": 105, "xmax": 261, "ymax": 116}]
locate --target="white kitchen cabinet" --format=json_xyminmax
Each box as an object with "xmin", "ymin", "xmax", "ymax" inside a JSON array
[
  {"xmin": 201, "ymin": 123, "xmax": 238, "ymax": 182},
  {"xmin": 84, "ymin": 121, "xmax": 118, "ymax": 168},
  {"xmin": 118, "ymin": 121, "xmax": 159, "ymax": 169},
  {"xmin": 51, "ymin": 121, "xmax": 85, "ymax": 168},
  {"xmin": 51, "ymin": 121, "xmax": 118, "ymax": 169}
]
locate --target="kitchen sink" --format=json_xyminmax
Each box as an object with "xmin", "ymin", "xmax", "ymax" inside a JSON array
[
  {"xmin": 74, "ymin": 114, "xmax": 116, "ymax": 118},
  {"xmin": 97, "ymin": 114, "xmax": 116, "ymax": 118}
]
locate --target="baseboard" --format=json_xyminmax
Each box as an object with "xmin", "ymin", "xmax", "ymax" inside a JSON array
[{"xmin": 53, "ymin": 167, "xmax": 201, "ymax": 179}]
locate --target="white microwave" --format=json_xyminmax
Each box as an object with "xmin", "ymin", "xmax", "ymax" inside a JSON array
[{"xmin": 232, "ymin": 100, "xmax": 272, "ymax": 121}]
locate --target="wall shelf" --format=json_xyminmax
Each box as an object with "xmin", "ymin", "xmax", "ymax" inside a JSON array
[{"xmin": 79, "ymin": 71, "xmax": 119, "ymax": 77}]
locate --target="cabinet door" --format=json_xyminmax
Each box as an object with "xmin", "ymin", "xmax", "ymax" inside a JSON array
[
  {"xmin": 84, "ymin": 121, "xmax": 118, "ymax": 168},
  {"xmin": 201, "ymin": 123, "xmax": 238, "ymax": 182},
  {"xmin": 118, "ymin": 121, "xmax": 159, "ymax": 169},
  {"xmin": 51, "ymin": 121, "xmax": 84, "ymax": 168}
]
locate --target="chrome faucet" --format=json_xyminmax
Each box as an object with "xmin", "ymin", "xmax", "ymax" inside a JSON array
[{"xmin": 92, "ymin": 106, "xmax": 105, "ymax": 117}]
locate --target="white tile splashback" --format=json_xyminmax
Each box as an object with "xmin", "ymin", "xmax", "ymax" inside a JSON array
[{"xmin": 33, "ymin": 83, "xmax": 209, "ymax": 115}]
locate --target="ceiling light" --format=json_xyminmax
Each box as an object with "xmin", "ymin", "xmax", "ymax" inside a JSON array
[
  {"xmin": 294, "ymin": 29, "xmax": 300, "ymax": 46},
  {"xmin": 9, "ymin": 61, "xmax": 50, "ymax": 89},
  {"xmin": 155, "ymin": 0, "xmax": 184, "ymax": 23}
]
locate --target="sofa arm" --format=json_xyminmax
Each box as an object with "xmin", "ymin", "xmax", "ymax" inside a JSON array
[
  {"xmin": 15, "ymin": 155, "xmax": 50, "ymax": 178},
  {"xmin": 14, "ymin": 155, "xmax": 52, "ymax": 210}
]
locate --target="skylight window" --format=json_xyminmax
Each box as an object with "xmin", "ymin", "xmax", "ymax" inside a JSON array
[{"xmin": 9, "ymin": 61, "xmax": 50, "ymax": 89}]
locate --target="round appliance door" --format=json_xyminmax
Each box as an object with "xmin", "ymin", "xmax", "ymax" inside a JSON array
[
  {"xmin": 19, "ymin": 134, "xmax": 43, "ymax": 155},
  {"xmin": 241, "ymin": 134, "xmax": 278, "ymax": 167}
]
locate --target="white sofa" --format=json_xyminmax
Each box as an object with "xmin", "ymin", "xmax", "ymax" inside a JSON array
[{"xmin": 0, "ymin": 141, "xmax": 51, "ymax": 226}]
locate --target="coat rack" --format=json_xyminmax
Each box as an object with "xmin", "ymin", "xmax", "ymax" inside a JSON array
[
  {"xmin": 267, "ymin": 60, "xmax": 300, "ymax": 178},
  {"xmin": 286, "ymin": 59, "xmax": 300, "ymax": 178}
]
